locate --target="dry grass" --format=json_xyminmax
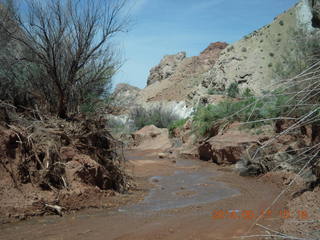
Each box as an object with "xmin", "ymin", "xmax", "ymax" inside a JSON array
[{"xmin": 235, "ymin": 61, "xmax": 320, "ymax": 240}]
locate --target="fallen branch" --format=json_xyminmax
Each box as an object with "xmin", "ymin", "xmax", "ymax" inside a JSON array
[{"xmin": 44, "ymin": 204, "xmax": 64, "ymax": 216}]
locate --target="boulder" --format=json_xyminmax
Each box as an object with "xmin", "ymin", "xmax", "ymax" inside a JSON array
[
  {"xmin": 198, "ymin": 131, "xmax": 260, "ymax": 165},
  {"xmin": 198, "ymin": 142, "xmax": 213, "ymax": 161},
  {"xmin": 235, "ymin": 159, "xmax": 263, "ymax": 176},
  {"xmin": 131, "ymin": 125, "xmax": 171, "ymax": 151},
  {"xmin": 179, "ymin": 146, "xmax": 199, "ymax": 159}
]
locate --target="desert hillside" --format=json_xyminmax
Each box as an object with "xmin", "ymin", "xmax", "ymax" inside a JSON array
[{"xmin": 116, "ymin": 0, "xmax": 320, "ymax": 110}]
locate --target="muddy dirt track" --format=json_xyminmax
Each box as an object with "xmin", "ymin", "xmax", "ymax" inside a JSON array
[{"xmin": 0, "ymin": 150, "xmax": 289, "ymax": 240}]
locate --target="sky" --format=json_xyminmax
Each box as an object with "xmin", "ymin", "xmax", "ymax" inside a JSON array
[{"xmin": 113, "ymin": 0, "xmax": 299, "ymax": 89}]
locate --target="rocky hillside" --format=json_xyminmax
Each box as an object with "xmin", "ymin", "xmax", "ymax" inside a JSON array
[
  {"xmin": 116, "ymin": 0, "xmax": 320, "ymax": 109},
  {"xmin": 111, "ymin": 83, "xmax": 141, "ymax": 114},
  {"xmin": 138, "ymin": 42, "xmax": 227, "ymax": 103},
  {"xmin": 192, "ymin": 0, "xmax": 320, "ymax": 99},
  {"xmin": 146, "ymin": 52, "xmax": 187, "ymax": 86},
  {"xmin": 111, "ymin": 42, "xmax": 227, "ymax": 119},
  {"xmin": 112, "ymin": 0, "xmax": 320, "ymax": 131}
]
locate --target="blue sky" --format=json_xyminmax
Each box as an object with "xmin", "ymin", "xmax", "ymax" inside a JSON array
[{"xmin": 113, "ymin": 0, "xmax": 299, "ymax": 89}]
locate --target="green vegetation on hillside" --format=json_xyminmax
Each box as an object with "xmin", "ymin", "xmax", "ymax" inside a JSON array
[{"xmin": 192, "ymin": 91, "xmax": 291, "ymax": 136}]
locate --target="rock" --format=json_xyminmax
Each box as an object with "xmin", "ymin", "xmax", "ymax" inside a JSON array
[
  {"xmin": 301, "ymin": 168, "xmax": 317, "ymax": 185},
  {"xmin": 179, "ymin": 146, "xmax": 199, "ymax": 159},
  {"xmin": 200, "ymin": 42, "xmax": 229, "ymax": 57},
  {"xmin": 147, "ymin": 52, "xmax": 186, "ymax": 86},
  {"xmin": 198, "ymin": 131, "xmax": 260, "ymax": 165},
  {"xmin": 131, "ymin": 125, "xmax": 171, "ymax": 151},
  {"xmin": 198, "ymin": 142, "xmax": 213, "ymax": 161},
  {"xmin": 235, "ymin": 159, "xmax": 262, "ymax": 176},
  {"xmin": 151, "ymin": 178, "xmax": 159, "ymax": 183},
  {"xmin": 309, "ymin": 0, "xmax": 320, "ymax": 28},
  {"xmin": 273, "ymin": 152, "xmax": 295, "ymax": 170},
  {"xmin": 211, "ymin": 145, "xmax": 246, "ymax": 164},
  {"xmin": 158, "ymin": 153, "xmax": 166, "ymax": 159}
]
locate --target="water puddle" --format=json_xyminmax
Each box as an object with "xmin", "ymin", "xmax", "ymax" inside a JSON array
[{"xmin": 120, "ymin": 169, "xmax": 240, "ymax": 213}]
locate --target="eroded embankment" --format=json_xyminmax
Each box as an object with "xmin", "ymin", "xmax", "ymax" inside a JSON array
[{"xmin": 0, "ymin": 150, "xmax": 292, "ymax": 240}]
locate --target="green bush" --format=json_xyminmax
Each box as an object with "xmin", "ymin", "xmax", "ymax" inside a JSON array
[
  {"xmin": 207, "ymin": 88, "xmax": 224, "ymax": 95},
  {"xmin": 130, "ymin": 105, "xmax": 181, "ymax": 130},
  {"xmin": 242, "ymin": 88, "xmax": 254, "ymax": 97},
  {"xmin": 227, "ymin": 82, "xmax": 240, "ymax": 98},
  {"xmin": 192, "ymin": 92, "xmax": 291, "ymax": 136},
  {"xmin": 168, "ymin": 118, "xmax": 188, "ymax": 136}
]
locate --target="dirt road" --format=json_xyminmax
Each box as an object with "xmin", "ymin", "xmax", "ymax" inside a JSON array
[{"xmin": 0, "ymin": 150, "xmax": 289, "ymax": 240}]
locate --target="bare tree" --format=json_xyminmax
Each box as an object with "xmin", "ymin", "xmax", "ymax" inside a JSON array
[
  {"xmin": 3, "ymin": 0, "xmax": 128, "ymax": 118},
  {"xmin": 0, "ymin": 0, "xmax": 30, "ymax": 106}
]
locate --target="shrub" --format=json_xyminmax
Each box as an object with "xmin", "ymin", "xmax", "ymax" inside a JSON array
[
  {"xmin": 192, "ymin": 92, "xmax": 291, "ymax": 136},
  {"xmin": 227, "ymin": 46, "xmax": 234, "ymax": 52},
  {"xmin": 168, "ymin": 118, "xmax": 188, "ymax": 136},
  {"xmin": 208, "ymin": 88, "xmax": 224, "ymax": 95},
  {"xmin": 242, "ymin": 88, "xmax": 254, "ymax": 97},
  {"xmin": 79, "ymin": 92, "xmax": 111, "ymax": 116},
  {"xmin": 193, "ymin": 102, "xmax": 235, "ymax": 136},
  {"xmin": 130, "ymin": 105, "xmax": 181, "ymax": 130},
  {"xmin": 227, "ymin": 82, "xmax": 240, "ymax": 98}
]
